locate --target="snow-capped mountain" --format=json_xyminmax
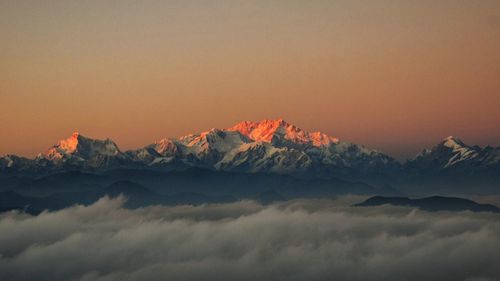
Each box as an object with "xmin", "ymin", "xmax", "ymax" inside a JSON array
[
  {"xmin": 125, "ymin": 119, "xmax": 399, "ymax": 178},
  {"xmin": 35, "ymin": 132, "xmax": 130, "ymax": 170},
  {"xmin": 227, "ymin": 119, "xmax": 339, "ymax": 148},
  {"xmin": 405, "ymin": 136, "xmax": 500, "ymax": 175},
  {"xmin": 1, "ymin": 120, "xmax": 498, "ymax": 184}
]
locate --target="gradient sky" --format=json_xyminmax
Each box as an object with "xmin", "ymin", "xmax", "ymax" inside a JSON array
[{"xmin": 1, "ymin": 0, "xmax": 499, "ymax": 160}]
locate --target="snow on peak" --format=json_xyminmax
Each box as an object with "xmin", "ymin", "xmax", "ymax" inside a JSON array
[
  {"xmin": 435, "ymin": 136, "xmax": 478, "ymax": 168},
  {"xmin": 48, "ymin": 132, "xmax": 82, "ymax": 156},
  {"xmin": 42, "ymin": 132, "xmax": 122, "ymax": 161},
  {"xmin": 310, "ymin": 131, "xmax": 340, "ymax": 147},
  {"xmin": 180, "ymin": 128, "xmax": 249, "ymax": 154},
  {"xmin": 152, "ymin": 138, "xmax": 178, "ymax": 155},
  {"xmin": 441, "ymin": 136, "xmax": 467, "ymax": 149},
  {"xmin": 227, "ymin": 119, "xmax": 338, "ymax": 147}
]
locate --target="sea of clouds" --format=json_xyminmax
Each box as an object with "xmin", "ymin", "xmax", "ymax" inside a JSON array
[{"xmin": 1, "ymin": 196, "xmax": 499, "ymax": 281}]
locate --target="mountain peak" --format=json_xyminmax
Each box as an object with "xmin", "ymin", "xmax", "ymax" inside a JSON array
[
  {"xmin": 227, "ymin": 119, "xmax": 338, "ymax": 147},
  {"xmin": 409, "ymin": 136, "xmax": 481, "ymax": 169},
  {"xmin": 441, "ymin": 136, "xmax": 467, "ymax": 149},
  {"xmin": 54, "ymin": 132, "xmax": 83, "ymax": 154},
  {"xmin": 42, "ymin": 132, "xmax": 122, "ymax": 163}
]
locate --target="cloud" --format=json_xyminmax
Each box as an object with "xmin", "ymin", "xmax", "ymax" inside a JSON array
[{"xmin": 0, "ymin": 196, "xmax": 500, "ymax": 281}]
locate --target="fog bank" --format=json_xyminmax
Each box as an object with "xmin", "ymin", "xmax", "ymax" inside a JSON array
[{"xmin": 1, "ymin": 196, "xmax": 499, "ymax": 281}]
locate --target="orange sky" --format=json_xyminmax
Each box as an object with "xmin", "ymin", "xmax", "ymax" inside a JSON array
[{"xmin": 1, "ymin": 0, "xmax": 500, "ymax": 160}]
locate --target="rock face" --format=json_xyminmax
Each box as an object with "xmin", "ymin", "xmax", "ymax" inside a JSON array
[{"xmin": 1, "ymin": 120, "xmax": 499, "ymax": 187}]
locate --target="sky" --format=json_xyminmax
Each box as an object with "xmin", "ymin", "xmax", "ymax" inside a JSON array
[{"xmin": 1, "ymin": 0, "xmax": 499, "ymax": 160}]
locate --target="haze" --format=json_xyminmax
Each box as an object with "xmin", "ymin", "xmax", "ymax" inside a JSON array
[{"xmin": 1, "ymin": 0, "xmax": 500, "ymax": 159}]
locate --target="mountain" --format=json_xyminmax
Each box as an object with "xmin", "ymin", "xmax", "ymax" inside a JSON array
[
  {"xmin": 0, "ymin": 155, "xmax": 37, "ymax": 174},
  {"xmin": 17, "ymin": 119, "xmax": 394, "ymax": 180},
  {"xmin": 400, "ymin": 136, "xmax": 500, "ymax": 193},
  {"xmin": 2, "ymin": 168, "xmax": 387, "ymax": 198},
  {"xmin": 1, "ymin": 120, "xmax": 499, "ymax": 194},
  {"xmin": 0, "ymin": 180, "xmax": 237, "ymax": 213},
  {"xmin": 227, "ymin": 118, "xmax": 339, "ymax": 148},
  {"xmin": 355, "ymin": 195, "xmax": 500, "ymax": 213},
  {"xmin": 36, "ymin": 132, "xmax": 130, "ymax": 170},
  {"xmin": 127, "ymin": 119, "xmax": 400, "ymax": 180},
  {"xmin": 0, "ymin": 191, "xmax": 68, "ymax": 214},
  {"xmin": 405, "ymin": 136, "xmax": 500, "ymax": 174}
]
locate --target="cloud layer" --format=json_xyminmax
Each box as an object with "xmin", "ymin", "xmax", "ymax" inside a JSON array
[{"xmin": 1, "ymin": 196, "xmax": 500, "ymax": 281}]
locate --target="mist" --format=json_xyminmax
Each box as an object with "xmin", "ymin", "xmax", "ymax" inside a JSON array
[{"xmin": 1, "ymin": 196, "xmax": 499, "ymax": 281}]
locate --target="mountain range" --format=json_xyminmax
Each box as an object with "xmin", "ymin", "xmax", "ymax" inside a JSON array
[{"xmin": 1, "ymin": 119, "xmax": 499, "ymax": 194}]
